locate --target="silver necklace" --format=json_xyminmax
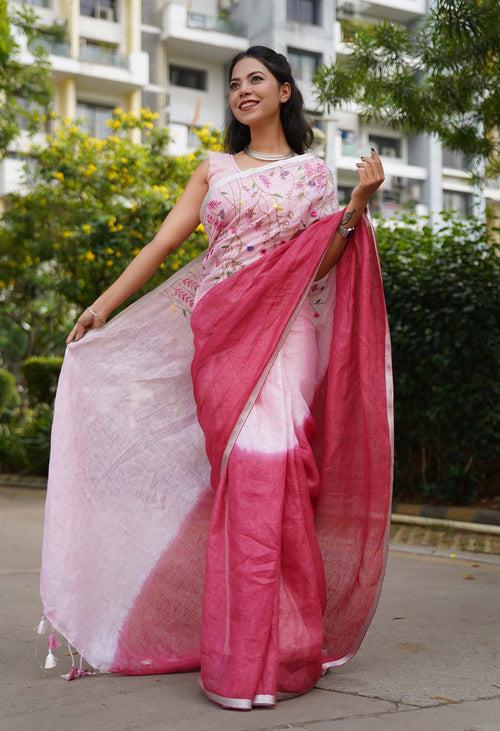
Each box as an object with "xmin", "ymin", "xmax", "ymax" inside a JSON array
[{"xmin": 243, "ymin": 145, "xmax": 296, "ymax": 161}]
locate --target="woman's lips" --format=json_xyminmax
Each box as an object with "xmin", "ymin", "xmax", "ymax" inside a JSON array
[{"xmin": 239, "ymin": 101, "xmax": 260, "ymax": 111}]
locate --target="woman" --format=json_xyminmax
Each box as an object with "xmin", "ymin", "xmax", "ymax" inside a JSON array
[{"xmin": 36, "ymin": 47, "xmax": 393, "ymax": 711}]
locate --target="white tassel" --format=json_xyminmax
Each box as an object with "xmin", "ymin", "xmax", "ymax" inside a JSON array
[
  {"xmin": 35, "ymin": 617, "xmax": 48, "ymax": 634},
  {"xmin": 44, "ymin": 650, "xmax": 58, "ymax": 669}
]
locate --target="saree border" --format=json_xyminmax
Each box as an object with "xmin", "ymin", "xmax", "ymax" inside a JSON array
[
  {"xmin": 199, "ymin": 152, "xmax": 317, "ymax": 219},
  {"xmin": 320, "ymin": 207, "xmax": 395, "ymax": 671}
]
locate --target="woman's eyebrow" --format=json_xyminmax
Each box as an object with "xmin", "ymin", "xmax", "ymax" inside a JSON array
[{"xmin": 230, "ymin": 70, "xmax": 265, "ymax": 82}]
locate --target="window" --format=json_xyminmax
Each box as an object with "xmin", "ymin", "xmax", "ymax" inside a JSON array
[
  {"xmin": 76, "ymin": 101, "xmax": 115, "ymax": 138},
  {"xmin": 368, "ymin": 134, "xmax": 401, "ymax": 158},
  {"xmin": 287, "ymin": 0, "xmax": 320, "ymax": 24},
  {"xmin": 443, "ymin": 190, "xmax": 470, "ymax": 217},
  {"xmin": 169, "ymin": 65, "xmax": 207, "ymax": 91},
  {"xmin": 442, "ymin": 147, "xmax": 468, "ymax": 170},
  {"xmin": 288, "ymin": 48, "xmax": 321, "ymax": 85},
  {"xmin": 340, "ymin": 129, "xmax": 357, "ymax": 157},
  {"xmin": 80, "ymin": 0, "xmax": 117, "ymax": 22}
]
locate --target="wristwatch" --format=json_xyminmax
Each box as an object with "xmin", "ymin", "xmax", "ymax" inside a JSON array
[{"xmin": 338, "ymin": 223, "xmax": 356, "ymax": 238}]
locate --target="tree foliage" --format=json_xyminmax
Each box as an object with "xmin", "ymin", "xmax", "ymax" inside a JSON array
[
  {"xmin": 0, "ymin": 0, "xmax": 54, "ymax": 157},
  {"xmin": 313, "ymin": 0, "xmax": 499, "ymax": 186},
  {"xmin": 0, "ymin": 111, "xmax": 223, "ymax": 371}
]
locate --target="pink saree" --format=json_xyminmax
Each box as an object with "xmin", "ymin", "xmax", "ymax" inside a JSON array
[{"xmin": 37, "ymin": 151, "xmax": 394, "ymax": 709}]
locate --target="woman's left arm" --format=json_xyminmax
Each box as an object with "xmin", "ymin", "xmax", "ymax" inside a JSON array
[{"xmin": 314, "ymin": 148, "xmax": 385, "ymax": 281}]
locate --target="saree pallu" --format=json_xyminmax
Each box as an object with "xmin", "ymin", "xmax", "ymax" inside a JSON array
[{"xmin": 37, "ymin": 152, "xmax": 394, "ymax": 709}]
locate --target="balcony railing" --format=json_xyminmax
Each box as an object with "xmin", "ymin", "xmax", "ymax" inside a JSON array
[
  {"xmin": 80, "ymin": 44, "xmax": 127, "ymax": 68},
  {"xmin": 37, "ymin": 37, "xmax": 71, "ymax": 57},
  {"xmin": 186, "ymin": 11, "xmax": 247, "ymax": 37}
]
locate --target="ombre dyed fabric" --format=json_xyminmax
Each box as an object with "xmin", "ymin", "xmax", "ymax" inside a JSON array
[{"xmin": 38, "ymin": 151, "xmax": 394, "ymax": 708}]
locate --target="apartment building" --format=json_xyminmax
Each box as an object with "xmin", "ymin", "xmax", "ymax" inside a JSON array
[{"xmin": 3, "ymin": 0, "xmax": 499, "ymax": 223}]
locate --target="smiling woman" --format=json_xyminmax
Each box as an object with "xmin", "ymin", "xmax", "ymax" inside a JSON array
[{"xmin": 38, "ymin": 46, "xmax": 393, "ymax": 713}]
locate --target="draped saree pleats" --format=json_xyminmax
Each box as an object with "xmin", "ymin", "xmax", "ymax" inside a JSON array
[{"xmin": 38, "ymin": 151, "xmax": 394, "ymax": 707}]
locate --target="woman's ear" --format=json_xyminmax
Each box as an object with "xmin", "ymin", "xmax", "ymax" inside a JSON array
[{"xmin": 280, "ymin": 82, "xmax": 292, "ymax": 103}]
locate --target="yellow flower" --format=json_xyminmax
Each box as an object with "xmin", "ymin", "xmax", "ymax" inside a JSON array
[
  {"xmin": 113, "ymin": 107, "xmax": 124, "ymax": 115},
  {"xmin": 106, "ymin": 259, "xmax": 114, "ymax": 267},
  {"xmin": 143, "ymin": 121, "xmax": 154, "ymax": 129},
  {"xmin": 171, "ymin": 261, "xmax": 180, "ymax": 271},
  {"xmin": 195, "ymin": 223, "xmax": 204, "ymax": 232},
  {"xmin": 107, "ymin": 171, "xmax": 118, "ymax": 180},
  {"xmin": 53, "ymin": 171, "xmax": 64, "ymax": 181},
  {"xmin": 84, "ymin": 164, "xmax": 97, "ymax": 177},
  {"xmin": 114, "ymin": 223, "xmax": 123, "ymax": 231},
  {"xmin": 82, "ymin": 223, "xmax": 92, "ymax": 234},
  {"xmin": 62, "ymin": 230, "xmax": 74, "ymax": 238},
  {"xmin": 84, "ymin": 250, "xmax": 96, "ymax": 261},
  {"xmin": 105, "ymin": 246, "xmax": 114, "ymax": 254},
  {"xmin": 187, "ymin": 153, "xmax": 195, "ymax": 161}
]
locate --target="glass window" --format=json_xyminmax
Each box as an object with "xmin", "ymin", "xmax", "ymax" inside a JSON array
[
  {"xmin": 287, "ymin": 0, "xmax": 319, "ymax": 24},
  {"xmin": 443, "ymin": 190, "xmax": 470, "ymax": 217},
  {"xmin": 288, "ymin": 48, "xmax": 321, "ymax": 85},
  {"xmin": 169, "ymin": 65, "xmax": 207, "ymax": 91},
  {"xmin": 368, "ymin": 134, "xmax": 401, "ymax": 158},
  {"xmin": 340, "ymin": 129, "xmax": 357, "ymax": 157},
  {"xmin": 80, "ymin": 0, "xmax": 117, "ymax": 22},
  {"xmin": 76, "ymin": 101, "xmax": 115, "ymax": 138},
  {"xmin": 442, "ymin": 147, "xmax": 468, "ymax": 170}
]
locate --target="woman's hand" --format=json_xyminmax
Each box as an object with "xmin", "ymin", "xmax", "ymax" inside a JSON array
[
  {"xmin": 65, "ymin": 307, "xmax": 107, "ymax": 345},
  {"xmin": 351, "ymin": 147, "xmax": 385, "ymax": 204}
]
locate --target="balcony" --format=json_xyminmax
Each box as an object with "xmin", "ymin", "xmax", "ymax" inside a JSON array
[
  {"xmin": 336, "ymin": 132, "xmax": 427, "ymax": 181},
  {"xmin": 38, "ymin": 37, "xmax": 71, "ymax": 57},
  {"xmin": 16, "ymin": 35, "xmax": 148, "ymax": 92},
  {"xmin": 162, "ymin": 3, "xmax": 248, "ymax": 62},
  {"xmin": 79, "ymin": 42, "xmax": 127, "ymax": 68},
  {"xmin": 336, "ymin": 0, "xmax": 426, "ymax": 23}
]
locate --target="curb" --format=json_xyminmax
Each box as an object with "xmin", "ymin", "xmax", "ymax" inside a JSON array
[
  {"xmin": 392, "ymin": 500, "xmax": 500, "ymax": 527},
  {"xmin": 1, "ymin": 476, "xmax": 499, "ymax": 530}
]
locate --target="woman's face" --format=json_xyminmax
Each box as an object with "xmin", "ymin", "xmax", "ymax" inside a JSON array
[{"xmin": 228, "ymin": 57, "xmax": 291, "ymax": 126}]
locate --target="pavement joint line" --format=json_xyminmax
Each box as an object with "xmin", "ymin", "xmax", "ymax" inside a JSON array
[
  {"xmin": 0, "ymin": 570, "xmax": 41, "ymax": 576},
  {"xmin": 313, "ymin": 685, "xmax": 420, "ymax": 708}
]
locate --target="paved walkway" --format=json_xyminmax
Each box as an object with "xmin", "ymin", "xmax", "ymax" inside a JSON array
[{"xmin": 1, "ymin": 486, "xmax": 499, "ymax": 730}]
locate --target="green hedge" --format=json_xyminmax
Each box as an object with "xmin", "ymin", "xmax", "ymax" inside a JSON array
[
  {"xmin": 1, "ymin": 212, "xmax": 499, "ymax": 501},
  {"xmin": 21, "ymin": 356, "xmax": 64, "ymax": 405},
  {"xmin": 375, "ymin": 211, "xmax": 499, "ymax": 505}
]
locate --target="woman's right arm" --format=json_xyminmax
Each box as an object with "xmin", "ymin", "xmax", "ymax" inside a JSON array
[{"xmin": 66, "ymin": 158, "xmax": 209, "ymax": 344}]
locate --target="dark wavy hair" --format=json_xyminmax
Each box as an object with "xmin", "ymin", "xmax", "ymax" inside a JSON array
[{"xmin": 222, "ymin": 46, "xmax": 314, "ymax": 155}]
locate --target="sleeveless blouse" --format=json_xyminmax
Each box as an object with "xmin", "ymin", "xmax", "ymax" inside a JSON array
[{"xmin": 194, "ymin": 150, "xmax": 339, "ymax": 310}]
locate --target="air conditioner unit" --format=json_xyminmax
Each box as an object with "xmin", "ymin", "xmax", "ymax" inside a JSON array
[{"xmin": 98, "ymin": 6, "xmax": 115, "ymax": 21}]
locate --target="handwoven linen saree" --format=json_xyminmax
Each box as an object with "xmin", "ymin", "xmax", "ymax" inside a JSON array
[{"xmin": 37, "ymin": 151, "xmax": 394, "ymax": 709}]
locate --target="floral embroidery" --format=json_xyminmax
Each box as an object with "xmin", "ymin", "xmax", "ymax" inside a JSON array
[
  {"xmin": 198, "ymin": 154, "xmax": 339, "ymax": 301},
  {"xmin": 162, "ymin": 269, "xmax": 203, "ymax": 318}
]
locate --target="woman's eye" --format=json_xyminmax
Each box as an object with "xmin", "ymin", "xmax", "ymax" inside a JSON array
[{"xmin": 230, "ymin": 76, "xmax": 263, "ymax": 90}]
